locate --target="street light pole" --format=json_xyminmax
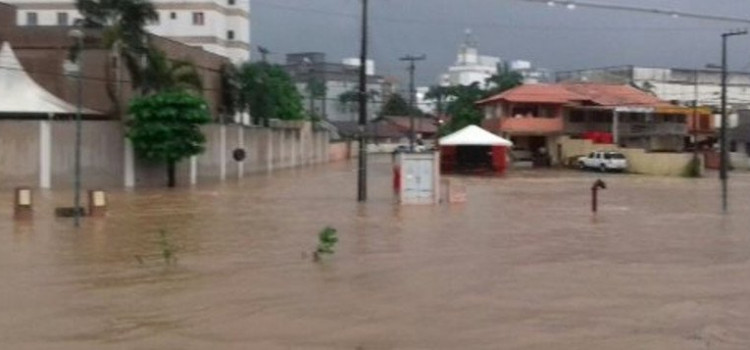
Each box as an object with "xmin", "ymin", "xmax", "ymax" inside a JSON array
[
  {"xmin": 69, "ymin": 28, "xmax": 84, "ymax": 227},
  {"xmin": 719, "ymin": 29, "xmax": 747, "ymax": 213},
  {"xmin": 400, "ymin": 54, "xmax": 426, "ymax": 152}
]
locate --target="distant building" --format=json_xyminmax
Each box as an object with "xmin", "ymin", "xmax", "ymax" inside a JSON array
[
  {"xmin": 508, "ymin": 60, "xmax": 551, "ymax": 85},
  {"xmin": 4, "ymin": 0, "xmax": 250, "ymax": 63},
  {"xmin": 283, "ymin": 52, "xmax": 384, "ymax": 122},
  {"xmin": 556, "ymin": 65, "xmax": 750, "ymax": 121},
  {"xmin": 477, "ymin": 83, "xmax": 712, "ymax": 164},
  {"xmin": 440, "ymin": 29, "xmax": 500, "ymax": 87}
]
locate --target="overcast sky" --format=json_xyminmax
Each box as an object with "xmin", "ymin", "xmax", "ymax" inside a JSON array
[{"xmin": 251, "ymin": 0, "xmax": 750, "ymax": 85}]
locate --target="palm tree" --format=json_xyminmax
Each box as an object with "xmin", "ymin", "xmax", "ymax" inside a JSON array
[
  {"xmin": 485, "ymin": 62, "xmax": 523, "ymax": 97},
  {"xmin": 140, "ymin": 48, "xmax": 203, "ymax": 95},
  {"xmin": 219, "ymin": 63, "xmax": 241, "ymax": 123},
  {"xmin": 75, "ymin": 0, "xmax": 158, "ymax": 113},
  {"xmin": 305, "ymin": 78, "xmax": 327, "ymax": 120},
  {"xmin": 337, "ymin": 89, "xmax": 379, "ymax": 121}
]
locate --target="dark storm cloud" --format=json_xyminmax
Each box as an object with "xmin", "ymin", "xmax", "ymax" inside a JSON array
[{"xmin": 252, "ymin": 0, "xmax": 750, "ymax": 85}]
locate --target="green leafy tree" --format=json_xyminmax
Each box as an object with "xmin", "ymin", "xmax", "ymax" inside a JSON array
[
  {"xmin": 305, "ymin": 78, "xmax": 327, "ymax": 120},
  {"xmin": 424, "ymin": 83, "xmax": 486, "ymax": 134},
  {"xmin": 337, "ymin": 89, "xmax": 380, "ymax": 120},
  {"xmin": 425, "ymin": 85, "xmax": 453, "ymax": 117},
  {"xmin": 127, "ymin": 91, "xmax": 211, "ymax": 187},
  {"xmin": 219, "ymin": 63, "xmax": 241, "ymax": 123},
  {"xmin": 338, "ymin": 90, "xmax": 360, "ymax": 114},
  {"xmin": 237, "ymin": 62, "xmax": 305, "ymax": 126},
  {"xmin": 141, "ymin": 48, "xmax": 203, "ymax": 95},
  {"xmin": 632, "ymin": 80, "xmax": 656, "ymax": 96},
  {"xmin": 380, "ymin": 93, "xmax": 422, "ymax": 117},
  {"xmin": 444, "ymin": 83, "xmax": 486, "ymax": 133},
  {"xmin": 485, "ymin": 63, "xmax": 523, "ymax": 96}
]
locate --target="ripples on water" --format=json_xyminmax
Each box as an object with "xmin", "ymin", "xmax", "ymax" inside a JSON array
[{"xmin": 2, "ymin": 157, "xmax": 750, "ymax": 349}]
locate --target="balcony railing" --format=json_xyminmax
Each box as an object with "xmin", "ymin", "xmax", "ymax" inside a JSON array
[
  {"xmin": 499, "ymin": 117, "xmax": 564, "ymax": 134},
  {"xmin": 564, "ymin": 122, "xmax": 688, "ymax": 137}
]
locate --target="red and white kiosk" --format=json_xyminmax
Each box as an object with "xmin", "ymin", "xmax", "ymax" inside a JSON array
[{"xmin": 438, "ymin": 125, "xmax": 513, "ymax": 175}]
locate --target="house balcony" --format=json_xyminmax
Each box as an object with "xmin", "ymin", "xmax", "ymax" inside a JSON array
[
  {"xmin": 484, "ymin": 117, "xmax": 564, "ymax": 135},
  {"xmin": 565, "ymin": 122, "xmax": 688, "ymax": 137},
  {"xmin": 618, "ymin": 123, "xmax": 688, "ymax": 137}
]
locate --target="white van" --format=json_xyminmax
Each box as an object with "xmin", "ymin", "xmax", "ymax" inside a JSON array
[{"xmin": 578, "ymin": 151, "xmax": 628, "ymax": 172}]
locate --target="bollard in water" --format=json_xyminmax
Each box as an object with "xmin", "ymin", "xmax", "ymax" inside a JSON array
[
  {"xmin": 591, "ymin": 179, "xmax": 607, "ymax": 213},
  {"xmin": 88, "ymin": 190, "xmax": 108, "ymax": 217},
  {"xmin": 13, "ymin": 187, "xmax": 33, "ymax": 220}
]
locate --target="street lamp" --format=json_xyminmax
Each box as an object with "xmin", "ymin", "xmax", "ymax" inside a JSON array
[
  {"xmin": 69, "ymin": 28, "xmax": 84, "ymax": 227},
  {"xmin": 718, "ymin": 29, "xmax": 747, "ymax": 213}
]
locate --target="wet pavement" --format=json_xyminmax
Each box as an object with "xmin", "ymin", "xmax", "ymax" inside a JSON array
[{"xmin": 2, "ymin": 156, "xmax": 750, "ymax": 349}]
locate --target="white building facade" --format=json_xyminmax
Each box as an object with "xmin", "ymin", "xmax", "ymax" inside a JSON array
[
  {"xmin": 440, "ymin": 30, "xmax": 500, "ymax": 87},
  {"xmin": 6, "ymin": 0, "xmax": 250, "ymax": 63}
]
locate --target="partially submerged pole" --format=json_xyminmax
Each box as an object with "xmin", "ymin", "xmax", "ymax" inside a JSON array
[{"xmin": 591, "ymin": 179, "xmax": 607, "ymax": 213}]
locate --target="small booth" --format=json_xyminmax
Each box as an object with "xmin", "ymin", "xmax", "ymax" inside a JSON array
[{"xmin": 439, "ymin": 125, "xmax": 513, "ymax": 175}]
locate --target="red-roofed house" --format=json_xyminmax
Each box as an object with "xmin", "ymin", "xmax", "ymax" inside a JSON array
[{"xmin": 477, "ymin": 83, "xmax": 711, "ymax": 164}]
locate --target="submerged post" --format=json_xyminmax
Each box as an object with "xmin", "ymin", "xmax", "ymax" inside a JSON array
[{"xmin": 591, "ymin": 179, "xmax": 607, "ymax": 213}]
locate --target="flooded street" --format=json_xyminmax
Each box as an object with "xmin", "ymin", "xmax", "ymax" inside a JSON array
[{"xmin": 2, "ymin": 155, "xmax": 750, "ymax": 349}]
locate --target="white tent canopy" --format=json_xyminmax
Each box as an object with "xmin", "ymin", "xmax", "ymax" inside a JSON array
[
  {"xmin": 0, "ymin": 41, "xmax": 100, "ymax": 115},
  {"xmin": 439, "ymin": 125, "xmax": 513, "ymax": 147}
]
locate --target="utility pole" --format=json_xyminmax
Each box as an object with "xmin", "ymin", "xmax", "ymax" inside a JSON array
[
  {"xmin": 357, "ymin": 0, "xmax": 368, "ymax": 202},
  {"xmin": 400, "ymin": 54, "xmax": 426, "ymax": 152},
  {"xmin": 692, "ymin": 69, "xmax": 699, "ymax": 162},
  {"xmin": 69, "ymin": 28, "xmax": 84, "ymax": 228},
  {"xmin": 719, "ymin": 29, "xmax": 747, "ymax": 213}
]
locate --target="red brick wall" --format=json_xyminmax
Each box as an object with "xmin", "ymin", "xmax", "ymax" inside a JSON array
[
  {"xmin": 0, "ymin": 11, "xmax": 230, "ymax": 120},
  {"xmin": 0, "ymin": 3, "xmax": 15, "ymax": 32}
]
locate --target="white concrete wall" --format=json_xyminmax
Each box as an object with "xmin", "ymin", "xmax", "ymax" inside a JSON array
[
  {"xmin": 0, "ymin": 120, "xmax": 331, "ymax": 189},
  {"xmin": 558, "ymin": 136, "xmax": 701, "ymax": 176},
  {"xmin": 730, "ymin": 152, "xmax": 750, "ymax": 170}
]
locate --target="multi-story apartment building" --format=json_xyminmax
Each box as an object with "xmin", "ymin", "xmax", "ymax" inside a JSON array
[
  {"xmin": 5, "ymin": 0, "xmax": 250, "ymax": 63},
  {"xmin": 283, "ymin": 52, "xmax": 385, "ymax": 123}
]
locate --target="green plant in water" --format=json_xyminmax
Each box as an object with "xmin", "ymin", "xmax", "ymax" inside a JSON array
[
  {"xmin": 313, "ymin": 226, "xmax": 338, "ymax": 261},
  {"xmin": 683, "ymin": 156, "xmax": 702, "ymax": 178},
  {"xmin": 158, "ymin": 230, "xmax": 177, "ymax": 265}
]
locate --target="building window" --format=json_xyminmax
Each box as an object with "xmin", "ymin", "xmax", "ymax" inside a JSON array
[
  {"xmin": 26, "ymin": 12, "xmax": 38, "ymax": 26},
  {"xmin": 170, "ymin": 12, "xmax": 176, "ymax": 19},
  {"xmin": 57, "ymin": 12, "xmax": 68, "ymax": 25},
  {"xmin": 227, "ymin": 30, "xmax": 235, "ymax": 40},
  {"xmin": 511, "ymin": 106, "xmax": 538, "ymax": 118},
  {"xmin": 153, "ymin": 12, "xmax": 160, "ymax": 24},
  {"xmin": 228, "ymin": 0, "xmax": 235, "ymax": 5},
  {"xmin": 569, "ymin": 111, "xmax": 585, "ymax": 123},
  {"xmin": 192, "ymin": 12, "xmax": 204, "ymax": 25},
  {"xmin": 592, "ymin": 112, "xmax": 610, "ymax": 123}
]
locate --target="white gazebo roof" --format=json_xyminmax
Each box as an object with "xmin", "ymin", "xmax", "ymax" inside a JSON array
[
  {"xmin": 439, "ymin": 125, "xmax": 513, "ymax": 146},
  {"xmin": 0, "ymin": 41, "xmax": 100, "ymax": 115}
]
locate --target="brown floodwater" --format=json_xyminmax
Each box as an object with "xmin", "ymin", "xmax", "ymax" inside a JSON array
[{"xmin": 2, "ymin": 156, "xmax": 750, "ymax": 349}]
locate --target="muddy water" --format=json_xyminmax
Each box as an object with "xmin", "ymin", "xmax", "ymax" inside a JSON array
[{"xmin": 2, "ymin": 157, "xmax": 750, "ymax": 349}]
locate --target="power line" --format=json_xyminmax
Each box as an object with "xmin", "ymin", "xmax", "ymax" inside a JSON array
[
  {"xmin": 523, "ymin": 0, "xmax": 750, "ymax": 25},
  {"xmin": 252, "ymin": 0, "xmax": 732, "ymax": 32}
]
